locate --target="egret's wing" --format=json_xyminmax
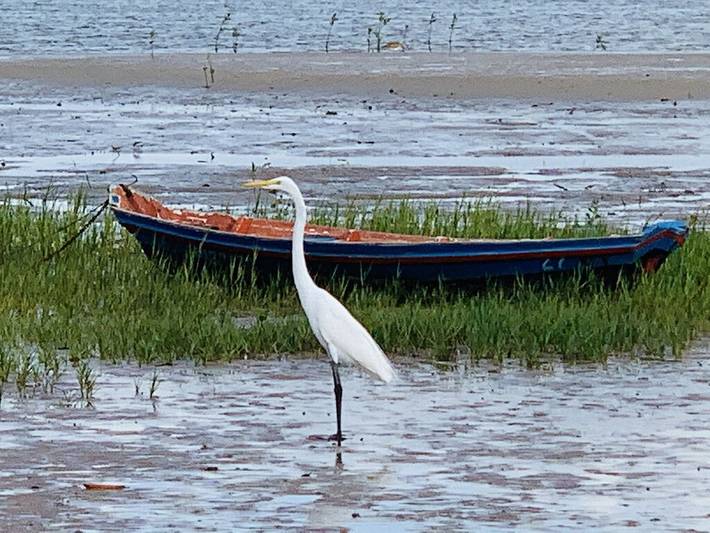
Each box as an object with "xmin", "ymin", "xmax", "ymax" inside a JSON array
[{"xmin": 315, "ymin": 288, "xmax": 396, "ymax": 383}]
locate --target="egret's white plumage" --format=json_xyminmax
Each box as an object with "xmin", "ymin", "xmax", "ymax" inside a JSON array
[
  {"xmin": 243, "ymin": 176, "xmax": 396, "ymax": 445},
  {"xmin": 303, "ymin": 286, "xmax": 396, "ymax": 382}
]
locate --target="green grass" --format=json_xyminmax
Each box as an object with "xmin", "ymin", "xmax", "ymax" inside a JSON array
[{"xmin": 0, "ymin": 192, "xmax": 708, "ymax": 402}]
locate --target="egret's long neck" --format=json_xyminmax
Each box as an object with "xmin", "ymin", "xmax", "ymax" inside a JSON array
[{"xmin": 290, "ymin": 186, "xmax": 317, "ymax": 298}]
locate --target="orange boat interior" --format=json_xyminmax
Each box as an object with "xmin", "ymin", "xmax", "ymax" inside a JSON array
[{"xmin": 112, "ymin": 186, "xmax": 449, "ymax": 244}]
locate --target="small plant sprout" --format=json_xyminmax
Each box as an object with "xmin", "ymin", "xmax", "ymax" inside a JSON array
[
  {"xmin": 38, "ymin": 346, "xmax": 62, "ymax": 394},
  {"xmin": 0, "ymin": 347, "xmax": 15, "ymax": 406},
  {"xmin": 367, "ymin": 27, "xmax": 372, "ymax": 52},
  {"xmin": 326, "ymin": 12, "xmax": 338, "ymax": 53},
  {"xmin": 214, "ymin": 12, "xmax": 232, "ymax": 53},
  {"xmin": 15, "ymin": 354, "xmax": 33, "ymax": 399},
  {"xmin": 402, "ymin": 24, "xmax": 409, "ymax": 49},
  {"xmin": 373, "ymin": 12, "xmax": 391, "ymax": 52},
  {"xmin": 427, "ymin": 12, "xmax": 436, "ymax": 52},
  {"xmin": 448, "ymin": 13, "xmax": 458, "ymax": 54},
  {"xmin": 149, "ymin": 30, "xmax": 156, "ymax": 59},
  {"xmin": 202, "ymin": 54, "xmax": 215, "ymax": 88},
  {"xmin": 149, "ymin": 369, "xmax": 160, "ymax": 399},
  {"xmin": 232, "ymin": 25, "xmax": 241, "ymax": 53},
  {"xmin": 202, "ymin": 65, "xmax": 210, "ymax": 88},
  {"xmin": 595, "ymin": 34, "xmax": 608, "ymax": 51},
  {"xmin": 76, "ymin": 359, "xmax": 96, "ymax": 407}
]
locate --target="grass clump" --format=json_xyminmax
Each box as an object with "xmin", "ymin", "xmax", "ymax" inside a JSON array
[{"xmin": 0, "ymin": 192, "xmax": 707, "ymax": 402}]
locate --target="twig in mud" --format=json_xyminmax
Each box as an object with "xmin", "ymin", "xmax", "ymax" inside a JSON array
[
  {"xmin": 367, "ymin": 27, "xmax": 372, "ymax": 52},
  {"xmin": 402, "ymin": 24, "xmax": 409, "ymax": 49},
  {"xmin": 427, "ymin": 12, "xmax": 436, "ymax": 52},
  {"xmin": 84, "ymin": 483, "xmax": 126, "ymax": 491},
  {"xmin": 326, "ymin": 12, "xmax": 337, "ymax": 53},
  {"xmin": 448, "ymin": 13, "xmax": 458, "ymax": 54}
]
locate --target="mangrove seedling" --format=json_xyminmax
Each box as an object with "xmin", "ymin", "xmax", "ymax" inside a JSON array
[
  {"xmin": 595, "ymin": 34, "xmax": 608, "ymax": 51},
  {"xmin": 202, "ymin": 54, "xmax": 215, "ymax": 88},
  {"xmin": 367, "ymin": 27, "xmax": 372, "ymax": 52},
  {"xmin": 326, "ymin": 12, "xmax": 338, "ymax": 53},
  {"xmin": 149, "ymin": 369, "xmax": 160, "ymax": 399},
  {"xmin": 214, "ymin": 12, "xmax": 232, "ymax": 53},
  {"xmin": 232, "ymin": 25, "xmax": 241, "ymax": 53},
  {"xmin": 427, "ymin": 12, "xmax": 436, "ymax": 52},
  {"xmin": 373, "ymin": 12, "xmax": 391, "ymax": 52},
  {"xmin": 149, "ymin": 30, "xmax": 156, "ymax": 59},
  {"xmin": 448, "ymin": 13, "xmax": 458, "ymax": 53}
]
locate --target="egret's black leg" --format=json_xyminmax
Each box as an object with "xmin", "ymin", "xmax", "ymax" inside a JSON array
[{"xmin": 330, "ymin": 361, "xmax": 343, "ymax": 447}]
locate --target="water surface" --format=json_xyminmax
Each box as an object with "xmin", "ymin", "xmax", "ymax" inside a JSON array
[
  {"xmin": 2, "ymin": 0, "xmax": 710, "ymax": 56},
  {"xmin": 1, "ymin": 347, "xmax": 709, "ymax": 531}
]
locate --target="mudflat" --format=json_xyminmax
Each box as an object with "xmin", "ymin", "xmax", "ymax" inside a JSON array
[{"xmin": 3, "ymin": 51, "xmax": 710, "ymax": 100}]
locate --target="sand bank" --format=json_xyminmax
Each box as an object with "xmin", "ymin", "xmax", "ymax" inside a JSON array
[{"xmin": 2, "ymin": 52, "xmax": 710, "ymax": 101}]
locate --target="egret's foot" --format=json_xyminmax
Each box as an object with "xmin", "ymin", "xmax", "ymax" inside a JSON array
[
  {"xmin": 327, "ymin": 433, "xmax": 346, "ymax": 443},
  {"xmin": 306, "ymin": 434, "xmax": 346, "ymax": 442}
]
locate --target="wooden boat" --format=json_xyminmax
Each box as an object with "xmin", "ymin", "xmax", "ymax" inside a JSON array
[{"xmin": 109, "ymin": 185, "xmax": 688, "ymax": 283}]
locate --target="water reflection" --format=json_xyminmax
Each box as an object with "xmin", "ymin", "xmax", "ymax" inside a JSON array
[{"xmin": 1, "ymin": 346, "xmax": 708, "ymax": 530}]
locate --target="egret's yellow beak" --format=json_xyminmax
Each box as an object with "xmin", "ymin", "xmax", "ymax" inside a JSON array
[{"xmin": 242, "ymin": 178, "xmax": 279, "ymax": 189}]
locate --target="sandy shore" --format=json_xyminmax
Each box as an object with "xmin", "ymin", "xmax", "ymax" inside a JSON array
[{"xmin": 3, "ymin": 52, "xmax": 710, "ymax": 101}]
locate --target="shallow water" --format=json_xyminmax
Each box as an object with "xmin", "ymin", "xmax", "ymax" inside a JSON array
[
  {"xmin": 1, "ymin": 82, "xmax": 708, "ymax": 228},
  {"xmin": 1, "ymin": 0, "xmax": 710, "ymax": 56},
  {"xmin": 1, "ymin": 346, "xmax": 709, "ymax": 531}
]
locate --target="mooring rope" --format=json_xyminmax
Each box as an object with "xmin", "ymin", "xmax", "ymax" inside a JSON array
[
  {"xmin": 49, "ymin": 197, "xmax": 111, "ymax": 235},
  {"xmin": 42, "ymin": 199, "xmax": 109, "ymax": 263}
]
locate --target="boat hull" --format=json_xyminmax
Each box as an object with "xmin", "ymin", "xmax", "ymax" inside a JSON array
[{"xmin": 109, "ymin": 192, "xmax": 687, "ymax": 283}]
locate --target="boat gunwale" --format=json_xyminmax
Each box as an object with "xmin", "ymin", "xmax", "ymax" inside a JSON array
[
  {"xmin": 109, "ymin": 188, "xmax": 685, "ymax": 251},
  {"xmin": 109, "ymin": 206, "xmax": 687, "ymax": 266}
]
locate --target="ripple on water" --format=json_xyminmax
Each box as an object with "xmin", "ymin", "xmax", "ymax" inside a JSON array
[{"xmin": 1, "ymin": 348, "xmax": 709, "ymax": 530}]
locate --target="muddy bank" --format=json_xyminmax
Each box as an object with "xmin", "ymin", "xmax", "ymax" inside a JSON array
[
  {"xmin": 4, "ymin": 52, "xmax": 710, "ymax": 100},
  {"xmin": 1, "ymin": 345, "xmax": 709, "ymax": 531},
  {"xmin": 1, "ymin": 81, "xmax": 708, "ymax": 228}
]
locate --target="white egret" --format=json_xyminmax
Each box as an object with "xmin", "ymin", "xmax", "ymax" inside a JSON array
[{"xmin": 243, "ymin": 177, "xmax": 396, "ymax": 446}]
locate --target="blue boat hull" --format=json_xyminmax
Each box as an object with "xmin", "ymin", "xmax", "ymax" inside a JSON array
[{"xmin": 109, "ymin": 198, "xmax": 687, "ymax": 283}]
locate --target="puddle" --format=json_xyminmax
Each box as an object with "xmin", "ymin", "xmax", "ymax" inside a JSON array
[{"xmin": 1, "ymin": 346, "xmax": 709, "ymax": 531}]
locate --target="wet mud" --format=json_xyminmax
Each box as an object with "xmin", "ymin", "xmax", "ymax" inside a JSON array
[
  {"xmin": 1, "ymin": 346, "xmax": 709, "ymax": 531},
  {"xmin": 1, "ymin": 81, "xmax": 708, "ymax": 229}
]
